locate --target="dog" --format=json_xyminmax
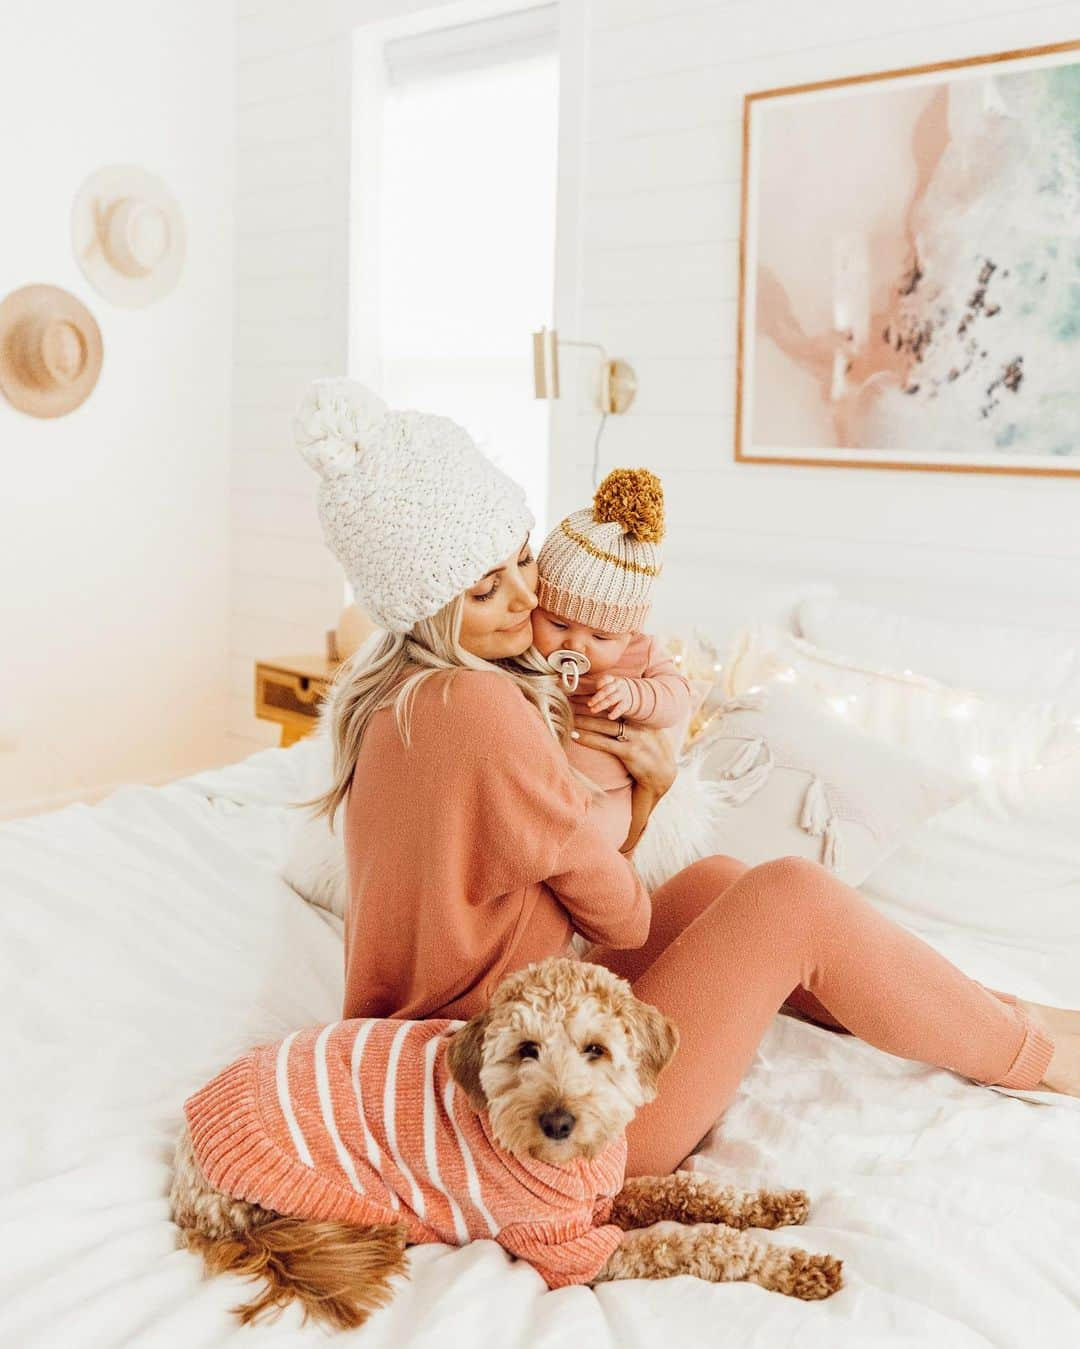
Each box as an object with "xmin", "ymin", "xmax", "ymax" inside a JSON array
[{"xmin": 170, "ymin": 957, "xmax": 842, "ymax": 1330}]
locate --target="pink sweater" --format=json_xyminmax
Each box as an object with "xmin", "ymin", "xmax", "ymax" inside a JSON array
[
  {"xmin": 577, "ymin": 631, "xmax": 694, "ymax": 731},
  {"xmin": 567, "ymin": 632, "xmax": 694, "ymax": 849},
  {"xmin": 342, "ymin": 668, "xmax": 651, "ymax": 1023},
  {"xmin": 184, "ymin": 1017, "xmax": 626, "ymax": 1288}
]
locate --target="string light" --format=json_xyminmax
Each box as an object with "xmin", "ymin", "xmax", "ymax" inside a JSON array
[{"xmin": 658, "ymin": 629, "xmax": 732, "ymax": 750}]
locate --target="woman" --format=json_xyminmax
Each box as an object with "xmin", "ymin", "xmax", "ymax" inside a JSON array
[{"xmin": 295, "ymin": 379, "xmax": 1079, "ymax": 1177}]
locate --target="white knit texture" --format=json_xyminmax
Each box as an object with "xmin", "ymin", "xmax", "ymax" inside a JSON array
[{"xmin": 294, "ymin": 379, "xmax": 535, "ymax": 632}]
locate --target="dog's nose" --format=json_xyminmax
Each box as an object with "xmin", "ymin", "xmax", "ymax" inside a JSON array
[{"xmin": 538, "ymin": 1108, "xmax": 576, "ymax": 1140}]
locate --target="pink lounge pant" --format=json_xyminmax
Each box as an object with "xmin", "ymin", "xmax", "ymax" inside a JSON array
[{"xmin": 586, "ymin": 854, "xmax": 1056, "ymax": 1177}]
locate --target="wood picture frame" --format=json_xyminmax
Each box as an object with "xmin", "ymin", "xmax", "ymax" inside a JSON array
[{"xmin": 735, "ymin": 39, "xmax": 1080, "ymax": 476}]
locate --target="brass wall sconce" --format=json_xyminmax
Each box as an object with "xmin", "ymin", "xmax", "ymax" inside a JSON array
[{"xmin": 532, "ymin": 327, "xmax": 637, "ymax": 414}]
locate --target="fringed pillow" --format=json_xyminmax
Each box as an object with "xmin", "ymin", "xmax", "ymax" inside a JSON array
[
  {"xmin": 630, "ymin": 752, "xmax": 729, "ymax": 893},
  {"xmin": 690, "ymin": 683, "xmax": 969, "ymax": 886}
]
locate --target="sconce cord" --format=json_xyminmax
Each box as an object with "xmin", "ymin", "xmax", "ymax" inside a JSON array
[
  {"xmin": 557, "ymin": 340, "xmax": 610, "ymax": 488},
  {"xmin": 591, "ymin": 411, "xmax": 608, "ymax": 488},
  {"xmin": 543, "ymin": 336, "xmax": 613, "ymax": 487}
]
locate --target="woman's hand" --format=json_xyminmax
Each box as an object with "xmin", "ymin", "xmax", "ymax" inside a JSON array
[
  {"xmin": 571, "ymin": 714, "xmax": 677, "ymax": 854},
  {"xmin": 571, "ymin": 713, "xmax": 677, "ymax": 798}
]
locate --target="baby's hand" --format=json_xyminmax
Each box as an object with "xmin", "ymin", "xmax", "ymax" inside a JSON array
[{"xmin": 586, "ymin": 674, "xmax": 634, "ymax": 719}]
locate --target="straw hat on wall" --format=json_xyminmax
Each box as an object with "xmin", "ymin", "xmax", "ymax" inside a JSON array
[
  {"xmin": 0, "ymin": 285, "xmax": 103, "ymax": 418},
  {"xmin": 71, "ymin": 164, "xmax": 186, "ymax": 307}
]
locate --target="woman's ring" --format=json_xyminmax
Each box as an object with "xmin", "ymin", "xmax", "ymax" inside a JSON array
[{"xmin": 616, "ymin": 718, "xmax": 628, "ymax": 742}]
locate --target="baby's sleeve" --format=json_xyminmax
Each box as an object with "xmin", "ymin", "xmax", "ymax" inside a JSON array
[
  {"xmin": 497, "ymin": 1219, "xmax": 625, "ymax": 1289},
  {"xmin": 620, "ymin": 636, "xmax": 694, "ymax": 728}
]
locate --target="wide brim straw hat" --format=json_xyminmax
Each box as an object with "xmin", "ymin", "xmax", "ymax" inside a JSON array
[
  {"xmin": 71, "ymin": 164, "xmax": 186, "ymax": 307},
  {"xmin": 0, "ymin": 284, "xmax": 103, "ymax": 419}
]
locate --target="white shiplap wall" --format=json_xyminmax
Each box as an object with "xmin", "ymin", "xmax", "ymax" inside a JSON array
[
  {"xmin": 233, "ymin": 2, "xmax": 347, "ymax": 761},
  {"xmin": 230, "ymin": 0, "xmax": 481, "ymax": 760},
  {"xmin": 557, "ymin": 0, "xmax": 1080, "ymax": 642},
  {"xmin": 231, "ymin": 0, "xmax": 1080, "ymax": 759}
]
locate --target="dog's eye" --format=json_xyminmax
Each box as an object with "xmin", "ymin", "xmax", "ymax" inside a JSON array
[
  {"xmin": 583, "ymin": 1042, "xmax": 607, "ymax": 1060},
  {"xmin": 517, "ymin": 1041, "xmax": 540, "ymax": 1061}
]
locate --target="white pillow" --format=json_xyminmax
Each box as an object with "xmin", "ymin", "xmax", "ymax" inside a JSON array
[
  {"xmin": 860, "ymin": 748, "xmax": 1080, "ymax": 1006},
  {"xmin": 689, "ymin": 682, "xmax": 967, "ymax": 886},
  {"xmin": 723, "ymin": 618, "xmax": 1080, "ymax": 1005},
  {"xmin": 280, "ymin": 725, "xmax": 348, "ymax": 919},
  {"xmin": 632, "ymin": 754, "xmax": 727, "ymax": 893},
  {"xmin": 796, "ymin": 592, "xmax": 1080, "ymax": 713},
  {"xmin": 723, "ymin": 624, "xmax": 1068, "ymax": 787},
  {"xmin": 863, "ymin": 748, "xmax": 1080, "ymax": 942}
]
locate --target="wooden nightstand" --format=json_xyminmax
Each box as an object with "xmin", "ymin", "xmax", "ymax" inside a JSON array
[{"xmin": 255, "ymin": 655, "xmax": 342, "ymax": 747}]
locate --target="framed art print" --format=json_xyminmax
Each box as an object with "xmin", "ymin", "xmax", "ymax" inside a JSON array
[{"xmin": 736, "ymin": 40, "xmax": 1080, "ymax": 475}]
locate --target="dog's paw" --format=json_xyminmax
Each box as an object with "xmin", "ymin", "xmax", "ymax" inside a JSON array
[
  {"xmin": 763, "ymin": 1188, "xmax": 810, "ymax": 1228},
  {"xmin": 664, "ymin": 1179, "xmax": 810, "ymax": 1230},
  {"xmin": 730, "ymin": 1186, "xmax": 810, "ymax": 1229},
  {"xmin": 786, "ymin": 1249, "xmax": 843, "ymax": 1300}
]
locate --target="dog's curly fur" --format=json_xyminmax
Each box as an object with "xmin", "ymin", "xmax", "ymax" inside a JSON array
[
  {"xmin": 445, "ymin": 956, "xmax": 679, "ymax": 1165},
  {"xmin": 170, "ymin": 957, "xmax": 843, "ymax": 1329}
]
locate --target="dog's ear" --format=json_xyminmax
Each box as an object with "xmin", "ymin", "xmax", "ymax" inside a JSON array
[
  {"xmin": 446, "ymin": 1011, "xmax": 490, "ymax": 1109},
  {"xmin": 623, "ymin": 996, "xmax": 679, "ymax": 1101}
]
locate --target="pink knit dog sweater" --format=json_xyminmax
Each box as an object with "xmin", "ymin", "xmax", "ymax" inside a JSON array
[{"xmin": 183, "ymin": 1017, "xmax": 627, "ymax": 1289}]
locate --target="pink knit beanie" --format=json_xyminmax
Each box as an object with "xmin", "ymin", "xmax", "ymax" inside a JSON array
[{"xmin": 536, "ymin": 468, "xmax": 665, "ymax": 634}]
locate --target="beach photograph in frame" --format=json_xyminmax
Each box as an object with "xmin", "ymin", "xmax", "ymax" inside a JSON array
[{"xmin": 735, "ymin": 40, "xmax": 1080, "ymax": 475}]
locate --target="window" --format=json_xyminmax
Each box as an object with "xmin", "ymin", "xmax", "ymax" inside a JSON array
[{"xmin": 352, "ymin": 5, "xmax": 559, "ymax": 562}]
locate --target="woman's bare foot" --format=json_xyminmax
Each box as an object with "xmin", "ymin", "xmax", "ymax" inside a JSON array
[{"xmin": 1016, "ymin": 999, "xmax": 1080, "ymax": 1097}]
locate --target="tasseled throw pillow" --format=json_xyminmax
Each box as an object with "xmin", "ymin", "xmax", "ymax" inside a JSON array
[{"xmin": 690, "ymin": 683, "xmax": 969, "ymax": 886}]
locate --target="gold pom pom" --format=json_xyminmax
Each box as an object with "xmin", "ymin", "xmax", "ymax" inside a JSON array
[{"xmin": 592, "ymin": 468, "xmax": 665, "ymax": 544}]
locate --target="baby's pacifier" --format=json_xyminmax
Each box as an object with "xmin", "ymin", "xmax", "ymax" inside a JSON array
[{"xmin": 547, "ymin": 648, "xmax": 591, "ymax": 694}]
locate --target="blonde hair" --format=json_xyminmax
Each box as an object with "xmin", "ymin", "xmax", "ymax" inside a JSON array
[{"xmin": 297, "ymin": 594, "xmax": 604, "ymax": 826}]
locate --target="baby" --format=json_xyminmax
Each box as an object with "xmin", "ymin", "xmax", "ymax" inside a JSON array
[{"xmin": 533, "ymin": 468, "xmax": 694, "ymax": 852}]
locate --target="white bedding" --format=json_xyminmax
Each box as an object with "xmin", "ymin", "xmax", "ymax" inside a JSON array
[{"xmin": 1, "ymin": 747, "xmax": 1078, "ymax": 1348}]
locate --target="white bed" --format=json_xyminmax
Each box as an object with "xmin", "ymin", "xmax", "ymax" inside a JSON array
[{"xmin": 2, "ymin": 729, "xmax": 1078, "ymax": 1349}]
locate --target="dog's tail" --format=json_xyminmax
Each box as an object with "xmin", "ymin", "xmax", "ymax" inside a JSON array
[{"xmin": 182, "ymin": 1217, "xmax": 409, "ymax": 1331}]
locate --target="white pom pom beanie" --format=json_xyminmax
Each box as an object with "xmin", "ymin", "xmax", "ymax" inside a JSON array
[{"xmin": 293, "ymin": 378, "xmax": 535, "ymax": 633}]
